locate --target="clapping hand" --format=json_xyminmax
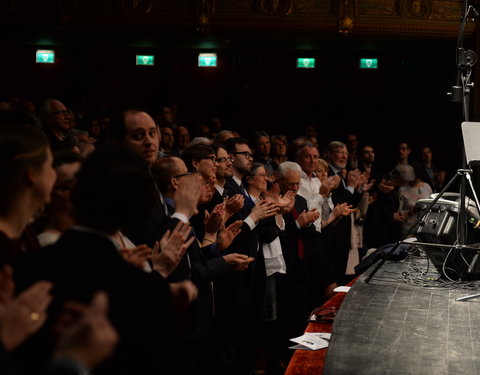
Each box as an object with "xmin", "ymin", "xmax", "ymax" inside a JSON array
[
  {"xmin": 0, "ymin": 265, "xmax": 53, "ymax": 351},
  {"xmin": 119, "ymin": 244, "xmax": 152, "ymax": 269},
  {"xmin": 297, "ymin": 208, "xmax": 321, "ymax": 227},
  {"xmin": 379, "ymin": 179, "xmax": 395, "ymax": 194},
  {"xmin": 54, "ymin": 292, "xmax": 118, "ymax": 370},
  {"xmin": 204, "ymin": 204, "xmax": 225, "ymax": 235},
  {"xmin": 250, "ymin": 200, "xmax": 280, "ymax": 223},
  {"xmin": 217, "ymin": 220, "xmax": 243, "ymax": 251},
  {"xmin": 173, "ymin": 173, "xmax": 203, "ymax": 218},
  {"xmin": 223, "ymin": 253, "xmax": 254, "ymax": 272},
  {"xmin": 152, "ymin": 221, "xmax": 195, "ymax": 278},
  {"xmin": 332, "ymin": 203, "xmax": 354, "ymax": 218},
  {"xmin": 277, "ymin": 190, "xmax": 296, "ymax": 214},
  {"xmin": 224, "ymin": 194, "xmax": 244, "ymax": 222}
]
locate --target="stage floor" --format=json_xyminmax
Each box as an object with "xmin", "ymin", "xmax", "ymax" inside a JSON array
[{"xmin": 324, "ymin": 248, "xmax": 480, "ymax": 375}]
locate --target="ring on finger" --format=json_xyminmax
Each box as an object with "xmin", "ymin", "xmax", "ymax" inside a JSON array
[{"xmin": 30, "ymin": 312, "xmax": 40, "ymax": 321}]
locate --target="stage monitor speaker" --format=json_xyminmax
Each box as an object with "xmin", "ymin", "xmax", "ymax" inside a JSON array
[
  {"xmin": 414, "ymin": 193, "xmax": 480, "ymax": 280},
  {"xmin": 470, "ymin": 160, "xmax": 480, "ymax": 205}
]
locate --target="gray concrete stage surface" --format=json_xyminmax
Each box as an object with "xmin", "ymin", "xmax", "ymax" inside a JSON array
[{"xmin": 324, "ymin": 248, "xmax": 480, "ymax": 375}]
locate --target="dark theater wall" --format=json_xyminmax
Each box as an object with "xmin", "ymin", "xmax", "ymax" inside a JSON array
[{"xmin": 0, "ymin": 37, "xmax": 466, "ymax": 176}]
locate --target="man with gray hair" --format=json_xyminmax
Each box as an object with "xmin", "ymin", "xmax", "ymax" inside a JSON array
[
  {"xmin": 276, "ymin": 160, "xmax": 325, "ymax": 357},
  {"xmin": 277, "ymin": 161, "xmax": 301, "ymax": 182},
  {"xmin": 325, "ymin": 140, "xmax": 365, "ymax": 284},
  {"xmin": 326, "ymin": 141, "xmax": 362, "ymax": 192},
  {"xmin": 277, "ymin": 161, "xmax": 320, "ymax": 235},
  {"xmin": 295, "ymin": 142, "xmax": 323, "ymax": 233},
  {"xmin": 39, "ymin": 98, "xmax": 74, "ymax": 151},
  {"xmin": 278, "ymin": 161, "xmax": 337, "ymax": 314}
]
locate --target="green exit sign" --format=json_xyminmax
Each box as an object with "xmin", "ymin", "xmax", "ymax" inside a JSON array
[
  {"xmin": 36, "ymin": 50, "xmax": 55, "ymax": 63},
  {"xmin": 360, "ymin": 58, "xmax": 378, "ymax": 69},
  {"xmin": 297, "ymin": 58, "xmax": 315, "ymax": 69},
  {"xmin": 198, "ymin": 53, "xmax": 217, "ymax": 67},
  {"xmin": 136, "ymin": 55, "xmax": 154, "ymax": 66}
]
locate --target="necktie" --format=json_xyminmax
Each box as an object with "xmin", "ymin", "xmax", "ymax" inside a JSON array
[
  {"xmin": 240, "ymin": 184, "xmax": 255, "ymax": 209},
  {"xmin": 222, "ymin": 188, "xmax": 228, "ymax": 199},
  {"xmin": 164, "ymin": 197, "xmax": 175, "ymax": 216},
  {"xmin": 291, "ymin": 206, "xmax": 305, "ymax": 260},
  {"xmin": 337, "ymin": 170, "xmax": 347, "ymax": 189}
]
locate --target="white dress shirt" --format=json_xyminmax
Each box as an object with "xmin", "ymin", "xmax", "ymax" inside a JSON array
[
  {"xmin": 250, "ymin": 195, "xmax": 286, "ymax": 276},
  {"xmin": 297, "ymin": 170, "xmax": 324, "ymax": 233},
  {"xmin": 215, "ymin": 184, "xmax": 225, "ymax": 197}
]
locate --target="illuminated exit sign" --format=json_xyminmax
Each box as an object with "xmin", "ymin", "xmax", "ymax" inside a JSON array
[
  {"xmin": 136, "ymin": 55, "xmax": 154, "ymax": 66},
  {"xmin": 297, "ymin": 58, "xmax": 315, "ymax": 69},
  {"xmin": 36, "ymin": 50, "xmax": 55, "ymax": 63},
  {"xmin": 360, "ymin": 58, "xmax": 378, "ymax": 69},
  {"xmin": 198, "ymin": 53, "xmax": 217, "ymax": 67}
]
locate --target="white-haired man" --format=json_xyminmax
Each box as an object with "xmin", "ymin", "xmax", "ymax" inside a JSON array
[{"xmin": 279, "ymin": 160, "xmax": 338, "ymax": 310}]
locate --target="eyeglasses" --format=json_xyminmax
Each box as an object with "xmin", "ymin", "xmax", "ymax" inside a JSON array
[
  {"xmin": 333, "ymin": 151, "xmax": 348, "ymax": 156},
  {"xmin": 232, "ymin": 151, "xmax": 253, "ymax": 159},
  {"xmin": 49, "ymin": 110, "xmax": 70, "ymax": 116},
  {"xmin": 254, "ymin": 173, "xmax": 268, "ymax": 178},
  {"xmin": 173, "ymin": 171, "xmax": 196, "ymax": 179},
  {"xmin": 216, "ymin": 157, "xmax": 234, "ymax": 163}
]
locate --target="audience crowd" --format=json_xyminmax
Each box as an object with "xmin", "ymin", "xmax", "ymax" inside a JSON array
[{"xmin": 0, "ymin": 96, "xmax": 448, "ymax": 375}]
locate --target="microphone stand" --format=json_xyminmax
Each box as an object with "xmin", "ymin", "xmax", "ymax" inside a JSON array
[{"xmin": 366, "ymin": 1, "xmax": 479, "ymax": 283}]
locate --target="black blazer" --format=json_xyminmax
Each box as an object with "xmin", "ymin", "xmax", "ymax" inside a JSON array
[
  {"xmin": 327, "ymin": 166, "xmax": 362, "ymax": 283},
  {"xmin": 124, "ymin": 202, "xmax": 170, "ymax": 248},
  {"xmin": 224, "ymin": 177, "xmax": 254, "ymax": 221},
  {"xmin": 213, "ymin": 178, "xmax": 259, "ymax": 325},
  {"xmin": 328, "ymin": 166, "xmax": 362, "ymax": 207},
  {"xmin": 165, "ymin": 217, "xmax": 229, "ymax": 343},
  {"xmin": 281, "ymin": 195, "xmax": 319, "ymax": 282},
  {"xmin": 12, "ymin": 229, "xmax": 178, "ymax": 375}
]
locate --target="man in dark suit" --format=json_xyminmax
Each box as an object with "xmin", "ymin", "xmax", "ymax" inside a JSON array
[
  {"xmin": 215, "ymin": 137, "xmax": 277, "ymax": 375},
  {"xmin": 110, "ymin": 111, "xmax": 249, "ymax": 375},
  {"xmin": 325, "ymin": 141, "xmax": 363, "ymax": 285},
  {"xmin": 39, "ymin": 98, "xmax": 73, "ymax": 152},
  {"xmin": 277, "ymin": 161, "xmax": 321, "ymax": 354},
  {"xmin": 295, "ymin": 143, "xmax": 338, "ymax": 307},
  {"xmin": 223, "ymin": 137, "xmax": 255, "ymax": 217},
  {"xmin": 209, "ymin": 144, "xmax": 241, "ymax": 210},
  {"xmin": 108, "ymin": 107, "xmax": 167, "ymax": 247},
  {"xmin": 152, "ymin": 155, "xmax": 252, "ymax": 375}
]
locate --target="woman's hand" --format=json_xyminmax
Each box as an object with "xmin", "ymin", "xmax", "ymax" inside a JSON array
[
  {"xmin": 217, "ymin": 220, "xmax": 243, "ymax": 251},
  {"xmin": 250, "ymin": 200, "xmax": 280, "ymax": 223},
  {"xmin": 0, "ymin": 265, "xmax": 53, "ymax": 351}
]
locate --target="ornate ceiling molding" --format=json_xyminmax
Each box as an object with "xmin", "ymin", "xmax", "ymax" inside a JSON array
[
  {"xmin": 252, "ymin": 0, "xmax": 293, "ymax": 16},
  {"xmin": 396, "ymin": 0, "xmax": 434, "ymax": 19},
  {"xmin": 0, "ymin": 0, "xmax": 474, "ymax": 40}
]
